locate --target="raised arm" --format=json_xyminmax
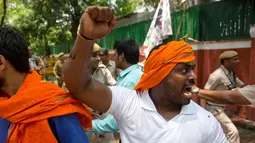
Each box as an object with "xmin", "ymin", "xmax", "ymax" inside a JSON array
[{"xmin": 64, "ymin": 6, "xmax": 116, "ymax": 112}]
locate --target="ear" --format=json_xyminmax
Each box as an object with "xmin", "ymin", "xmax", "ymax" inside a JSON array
[
  {"xmin": 119, "ymin": 53, "xmax": 125, "ymax": 61},
  {"xmin": 0, "ymin": 56, "xmax": 6, "ymax": 71},
  {"xmin": 224, "ymin": 59, "xmax": 229, "ymax": 65}
]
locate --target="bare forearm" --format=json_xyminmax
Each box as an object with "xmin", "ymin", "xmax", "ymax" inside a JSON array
[
  {"xmin": 197, "ymin": 89, "xmax": 251, "ymax": 105},
  {"xmin": 63, "ymin": 6, "xmax": 116, "ymax": 112},
  {"xmin": 198, "ymin": 89, "xmax": 232, "ymax": 104},
  {"xmin": 64, "ymin": 36, "xmax": 95, "ymax": 92}
]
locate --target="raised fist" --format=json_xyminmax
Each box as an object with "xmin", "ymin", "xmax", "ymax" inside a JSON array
[{"xmin": 79, "ymin": 6, "xmax": 116, "ymax": 40}]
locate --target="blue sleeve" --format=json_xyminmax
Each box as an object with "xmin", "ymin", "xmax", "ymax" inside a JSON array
[
  {"xmin": 91, "ymin": 114, "xmax": 119, "ymax": 134},
  {"xmin": 0, "ymin": 118, "xmax": 9, "ymax": 143},
  {"xmin": 48, "ymin": 113, "xmax": 89, "ymax": 143}
]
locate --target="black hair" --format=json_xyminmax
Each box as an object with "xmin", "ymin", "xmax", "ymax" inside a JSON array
[
  {"xmin": 0, "ymin": 26, "xmax": 29, "ymax": 73},
  {"xmin": 113, "ymin": 39, "xmax": 139, "ymax": 64}
]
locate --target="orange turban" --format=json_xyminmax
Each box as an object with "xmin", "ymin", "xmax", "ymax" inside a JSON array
[{"xmin": 135, "ymin": 41, "xmax": 195, "ymax": 90}]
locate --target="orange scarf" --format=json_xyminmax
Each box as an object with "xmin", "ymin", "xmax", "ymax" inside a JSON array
[
  {"xmin": 135, "ymin": 41, "xmax": 195, "ymax": 90},
  {"xmin": 0, "ymin": 71, "xmax": 92, "ymax": 143}
]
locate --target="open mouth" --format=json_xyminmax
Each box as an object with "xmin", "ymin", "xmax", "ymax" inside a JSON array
[{"xmin": 183, "ymin": 86, "xmax": 193, "ymax": 98}]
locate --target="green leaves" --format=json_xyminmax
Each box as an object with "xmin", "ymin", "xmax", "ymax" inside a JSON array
[{"xmin": 3, "ymin": 0, "xmax": 144, "ymax": 55}]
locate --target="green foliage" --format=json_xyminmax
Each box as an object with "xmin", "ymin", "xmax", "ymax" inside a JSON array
[
  {"xmin": 3, "ymin": 0, "xmax": 143, "ymax": 56},
  {"xmin": 144, "ymin": 0, "xmax": 160, "ymax": 8}
]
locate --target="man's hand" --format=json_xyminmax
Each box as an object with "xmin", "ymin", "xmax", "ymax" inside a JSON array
[
  {"xmin": 64, "ymin": 6, "xmax": 114, "ymax": 112},
  {"xmin": 79, "ymin": 6, "xmax": 116, "ymax": 40},
  {"xmin": 92, "ymin": 110, "xmax": 101, "ymax": 119}
]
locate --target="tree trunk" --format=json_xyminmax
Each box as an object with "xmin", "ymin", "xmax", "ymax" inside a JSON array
[
  {"xmin": 70, "ymin": 0, "xmax": 80, "ymax": 39},
  {"xmin": 0, "ymin": 0, "xmax": 7, "ymax": 27},
  {"xmin": 43, "ymin": 32, "xmax": 51, "ymax": 56}
]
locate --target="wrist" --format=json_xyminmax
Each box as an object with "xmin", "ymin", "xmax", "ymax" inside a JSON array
[
  {"xmin": 191, "ymin": 87, "xmax": 200, "ymax": 96},
  {"xmin": 76, "ymin": 32, "xmax": 96, "ymax": 44},
  {"xmin": 78, "ymin": 31, "xmax": 94, "ymax": 41}
]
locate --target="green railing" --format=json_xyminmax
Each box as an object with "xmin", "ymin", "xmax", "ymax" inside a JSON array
[
  {"xmin": 51, "ymin": 0, "xmax": 255, "ymax": 54},
  {"xmin": 199, "ymin": 0, "xmax": 255, "ymax": 41}
]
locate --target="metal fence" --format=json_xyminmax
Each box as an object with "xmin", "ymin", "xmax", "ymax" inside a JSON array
[{"xmin": 51, "ymin": 0, "xmax": 255, "ymax": 54}]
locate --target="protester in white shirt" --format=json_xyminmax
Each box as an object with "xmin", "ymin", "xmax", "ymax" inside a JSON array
[{"xmin": 64, "ymin": 6, "xmax": 227, "ymax": 143}]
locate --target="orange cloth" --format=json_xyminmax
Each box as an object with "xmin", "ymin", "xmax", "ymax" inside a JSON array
[
  {"xmin": 0, "ymin": 71, "xmax": 92, "ymax": 143},
  {"xmin": 135, "ymin": 41, "xmax": 195, "ymax": 90}
]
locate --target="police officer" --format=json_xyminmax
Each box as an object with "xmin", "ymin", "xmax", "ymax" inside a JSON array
[
  {"xmin": 88, "ymin": 43, "xmax": 117, "ymax": 143},
  {"xmin": 100, "ymin": 48, "xmax": 117, "ymax": 78},
  {"xmin": 91, "ymin": 43, "xmax": 116, "ymax": 86},
  {"xmin": 201, "ymin": 50, "xmax": 245, "ymax": 143},
  {"xmin": 53, "ymin": 52, "xmax": 65, "ymax": 88}
]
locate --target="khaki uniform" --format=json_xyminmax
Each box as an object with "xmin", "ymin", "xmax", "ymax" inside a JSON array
[
  {"xmin": 29, "ymin": 57, "xmax": 37, "ymax": 70},
  {"xmin": 92, "ymin": 64, "xmax": 116, "ymax": 86},
  {"xmin": 105, "ymin": 60, "xmax": 117, "ymax": 78},
  {"xmin": 91, "ymin": 64, "xmax": 117, "ymax": 143},
  {"xmin": 238, "ymin": 85, "xmax": 255, "ymax": 104},
  {"xmin": 205, "ymin": 65, "xmax": 244, "ymax": 143},
  {"xmin": 53, "ymin": 60, "xmax": 65, "ymax": 88}
]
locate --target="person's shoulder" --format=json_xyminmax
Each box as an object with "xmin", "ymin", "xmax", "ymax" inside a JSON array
[
  {"xmin": 128, "ymin": 68, "xmax": 143, "ymax": 77},
  {"xmin": 190, "ymin": 101, "xmax": 215, "ymax": 123},
  {"xmin": 40, "ymin": 81, "xmax": 67, "ymax": 92},
  {"xmin": 207, "ymin": 67, "xmax": 223, "ymax": 81},
  {"xmin": 210, "ymin": 67, "xmax": 223, "ymax": 76},
  {"xmin": 189, "ymin": 101, "xmax": 220, "ymax": 135}
]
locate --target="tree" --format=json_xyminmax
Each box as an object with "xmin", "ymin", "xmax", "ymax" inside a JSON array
[
  {"xmin": 5, "ymin": 0, "xmax": 143, "ymax": 56},
  {"xmin": 114, "ymin": 0, "xmax": 143, "ymax": 16},
  {"xmin": 0, "ymin": 0, "xmax": 7, "ymax": 26},
  {"xmin": 144, "ymin": 0, "xmax": 160, "ymax": 9}
]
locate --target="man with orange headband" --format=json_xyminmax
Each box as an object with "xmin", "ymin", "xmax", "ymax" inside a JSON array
[
  {"xmin": 65, "ymin": 6, "xmax": 227, "ymax": 143},
  {"xmin": 0, "ymin": 26, "xmax": 91, "ymax": 143}
]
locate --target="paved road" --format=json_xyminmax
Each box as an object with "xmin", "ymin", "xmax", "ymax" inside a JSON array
[{"xmin": 239, "ymin": 126, "xmax": 255, "ymax": 143}]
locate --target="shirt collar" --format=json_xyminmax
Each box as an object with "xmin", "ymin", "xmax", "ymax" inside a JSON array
[
  {"xmin": 139, "ymin": 90, "xmax": 196, "ymax": 115},
  {"xmin": 100, "ymin": 60, "xmax": 114, "ymax": 67},
  {"xmin": 221, "ymin": 65, "xmax": 232, "ymax": 75},
  {"xmin": 119, "ymin": 64, "xmax": 140, "ymax": 78},
  {"xmin": 107, "ymin": 60, "xmax": 114, "ymax": 66}
]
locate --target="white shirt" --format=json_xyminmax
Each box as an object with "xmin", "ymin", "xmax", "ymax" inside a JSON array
[{"xmin": 107, "ymin": 87, "xmax": 227, "ymax": 143}]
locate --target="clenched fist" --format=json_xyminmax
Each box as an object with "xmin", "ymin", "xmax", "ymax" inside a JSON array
[{"xmin": 79, "ymin": 6, "xmax": 116, "ymax": 40}]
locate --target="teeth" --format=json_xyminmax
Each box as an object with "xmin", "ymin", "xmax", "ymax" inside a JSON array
[{"xmin": 184, "ymin": 91, "xmax": 192, "ymax": 96}]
